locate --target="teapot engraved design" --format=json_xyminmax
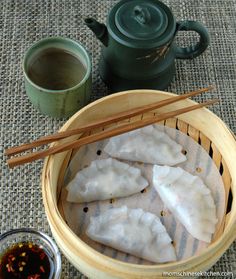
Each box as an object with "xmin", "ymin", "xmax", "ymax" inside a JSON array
[{"xmin": 85, "ymin": 0, "xmax": 210, "ymax": 92}]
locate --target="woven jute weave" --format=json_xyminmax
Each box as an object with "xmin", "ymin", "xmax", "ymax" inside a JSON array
[{"xmin": 0, "ymin": 0, "xmax": 235, "ymax": 278}]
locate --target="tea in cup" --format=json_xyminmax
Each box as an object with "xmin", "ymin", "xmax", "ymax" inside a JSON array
[{"xmin": 23, "ymin": 37, "xmax": 92, "ymax": 118}]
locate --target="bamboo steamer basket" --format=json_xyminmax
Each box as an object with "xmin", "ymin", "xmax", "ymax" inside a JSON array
[{"xmin": 42, "ymin": 90, "xmax": 236, "ymax": 279}]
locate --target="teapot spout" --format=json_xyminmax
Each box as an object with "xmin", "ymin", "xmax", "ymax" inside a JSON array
[{"xmin": 84, "ymin": 18, "xmax": 108, "ymax": 47}]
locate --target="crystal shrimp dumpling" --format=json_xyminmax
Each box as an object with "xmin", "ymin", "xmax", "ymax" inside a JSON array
[
  {"xmin": 86, "ymin": 206, "xmax": 177, "ymax": 263},
  {"xmin": 104, "ymin": 125, "xmax": 187, "ymax": 166},
  {"xmin": 152, "ymin": 165, "xmax": 218, "ymax": 242},
  {"xmin": 66, "ymin": 158, "xmax": 148, "ymax": 203}
]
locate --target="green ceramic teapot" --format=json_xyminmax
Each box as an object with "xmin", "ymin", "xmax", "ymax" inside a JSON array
[{"xmin": 85, "ymin": 0, "xmax": 210, "ymax": 91}]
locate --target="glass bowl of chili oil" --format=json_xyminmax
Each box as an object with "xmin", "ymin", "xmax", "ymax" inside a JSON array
[{"xmin": 0, "ymin": 228, "xmax": 61, "ymax": 279}]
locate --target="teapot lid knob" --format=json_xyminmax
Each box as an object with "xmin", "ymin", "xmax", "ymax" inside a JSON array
[
  {"xmin": 133, "ymin": 5, "xmax": 151, "ymax": 25},
  {"xmin": 109, "ymin": 0, "xmax": 175, "ymax": 48}
]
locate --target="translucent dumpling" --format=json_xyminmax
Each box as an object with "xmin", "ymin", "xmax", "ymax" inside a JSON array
[
  {"xmin": 153, "ymin": 165, "xmax": 218, "ymax": 242},
  {"xmin": 87, "ymin": 206, "xmax": 177, "ymax": 263},
  {"xmin": 104, "ymin": 125, "xmax": 186, "ymax": 166},
  {"xmin": 66, "ymin": 158, "xmax": 148, "ymax": 203}
]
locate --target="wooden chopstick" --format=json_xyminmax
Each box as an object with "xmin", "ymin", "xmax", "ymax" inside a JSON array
[
  {"xmin": 5, "ymin": 86, "xmax": 214, "ymax": 156},
  {"xmin": 6, "ymin": 99, "xmax": 218, "ymax": 168}
]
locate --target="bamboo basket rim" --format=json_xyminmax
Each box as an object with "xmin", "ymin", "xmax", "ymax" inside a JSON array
[{"xmin": 42, "ymin": 89, "xmax": 236, "ymax": 273}]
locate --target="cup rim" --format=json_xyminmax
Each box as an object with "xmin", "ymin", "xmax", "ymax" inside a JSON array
[
  {"xmin": 0, "ymin": 228, "xmax": 62, "ymax": 279},
  {"xmin": 23, "ymin": 36, "xmax": 92, "ymax": 94}
]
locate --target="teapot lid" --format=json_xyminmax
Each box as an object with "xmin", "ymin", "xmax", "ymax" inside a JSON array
[{"xmin": 108, "ymin": 0, "xmax": 176, "ymax": 48}]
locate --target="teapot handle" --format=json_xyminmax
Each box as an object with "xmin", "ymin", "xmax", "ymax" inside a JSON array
[{"xmin": 174, "ymin": 20, "xmax": 210, "ymax": 59}]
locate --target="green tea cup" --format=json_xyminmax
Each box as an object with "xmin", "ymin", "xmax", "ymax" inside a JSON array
[{"xmin": 23, "ymin": 37, "xmax": 92, "ymax": 118}]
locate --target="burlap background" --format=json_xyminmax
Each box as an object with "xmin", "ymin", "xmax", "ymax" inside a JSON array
[{"xmin": 0, "ymin": 0, "xmax": 235, "ymax": 278}]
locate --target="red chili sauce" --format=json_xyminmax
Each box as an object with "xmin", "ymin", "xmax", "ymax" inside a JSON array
[{"xmin": 0, "ymin": 242, "xmax": 52, "ymax": 279}]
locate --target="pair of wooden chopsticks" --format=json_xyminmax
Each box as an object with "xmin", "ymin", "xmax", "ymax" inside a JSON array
[{"xmin": 5, "ymin": 86, "xmax": 217, "ymax": 168}]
